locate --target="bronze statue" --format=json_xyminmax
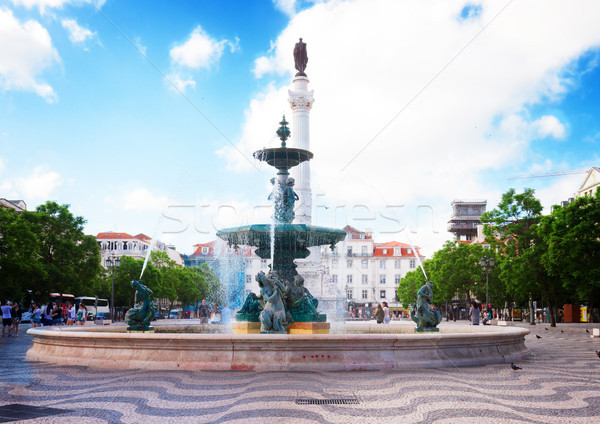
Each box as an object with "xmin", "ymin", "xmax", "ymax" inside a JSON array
[
  {"xmin": 410, "ymin": 280, "xmax": 442, "ymax": 332},
  {"xmin": 293, "ymin": 38, "xmax": 308, "ymax": 76},
  {"xmin": 125, "ymin": 280, "xmax": 156, "ymax": 332}
]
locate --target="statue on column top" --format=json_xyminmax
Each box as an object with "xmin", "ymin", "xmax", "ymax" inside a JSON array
[{"xmin": 293, "ymin": 38, "xmax": 308, "ymax": 77}]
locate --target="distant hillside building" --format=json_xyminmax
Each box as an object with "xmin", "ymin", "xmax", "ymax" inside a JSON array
[
  {"xmin": 0, "ymin": 199, "xmax": 26, "ymax": 212},
  {"xmin": 448, "ymin": 200, "xmax": 487, "ymax": 241},
  {"xmin": 575, "ymin": 167, "xmax": 600, "ymax": 198},
  {"xmin": 96, "ymin": 231, "xmax": 183, "ymax": 268}
]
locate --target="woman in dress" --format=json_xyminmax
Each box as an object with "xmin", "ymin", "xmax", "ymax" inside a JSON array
[
  {"xmin": 382, "ymin": 301, "xmax": 391, "ymax": 324},
  {"xmin": 76, "ymin": 304, "xmax": 87, "ymax": 325}
]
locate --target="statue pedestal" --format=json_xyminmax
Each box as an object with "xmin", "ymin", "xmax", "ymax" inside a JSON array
[
  {"xmin": 232, "ymin": 321, "xmax": 330, "ymax": 334},
  {"xmin": 127, "ymin": 328, "xmax": 155, "ymax": 333},
  {"xmin": 232, "ymin": 322, "xmax": 261, "ymax": 334}
]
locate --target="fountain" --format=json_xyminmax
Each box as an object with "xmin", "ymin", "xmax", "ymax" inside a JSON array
[
  {"xmin": 25, "ymin": 38, "xmax": 530, "ymax": 371},
  {"xmin": 216, "ymin": 116, "xmax": 346, "ymax": 334}
]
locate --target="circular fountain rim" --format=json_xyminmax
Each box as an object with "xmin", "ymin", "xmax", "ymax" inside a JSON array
[{"xmin": 26, "ymin": 325, "xmax": 530, "ymax": 371}]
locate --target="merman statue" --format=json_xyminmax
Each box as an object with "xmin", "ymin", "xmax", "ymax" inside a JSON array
[
  {"xmin": 410, "ymin": 280, "xmax": 442, "ymax": 332},
  {"xmin": 125, "ymin": 280, "xmax": 156, "ymax": 332},
  {"xmin": 256, "ymin": 271, "xmax": 288, "ymax": 333}
]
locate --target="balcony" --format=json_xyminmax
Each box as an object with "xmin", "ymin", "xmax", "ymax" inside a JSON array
[{"xmin": 447, "ymin": 221, "xmax": 479, "ymax": 232}]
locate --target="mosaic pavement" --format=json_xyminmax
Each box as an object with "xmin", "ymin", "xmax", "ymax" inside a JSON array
[{"xmin": 1, "ymin": 322, "xmax": 599, "ymax": 423}]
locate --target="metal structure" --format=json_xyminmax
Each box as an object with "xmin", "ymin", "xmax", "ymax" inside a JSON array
[{"xmin": 480, "ymin": 255, "xmax": 495, "ymax": 310}]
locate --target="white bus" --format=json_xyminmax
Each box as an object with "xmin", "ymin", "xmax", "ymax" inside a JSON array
[{"xmin": 74, "ymin": 297, "xmax": 110, "ymax": 320}]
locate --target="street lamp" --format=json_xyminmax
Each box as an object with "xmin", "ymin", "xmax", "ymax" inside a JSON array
[
  {"xmin": 105, "ymin": 256, "xmax": 120, "ymax": 320},
  {"xmin": 479, "ymin": 255, "xmax": 495, "ymax": 312}
]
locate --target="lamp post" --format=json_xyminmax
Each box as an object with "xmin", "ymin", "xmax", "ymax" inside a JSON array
[
  {"xmin": 479, "ymin": 255, "xmax": 495, "ymax": 313},
  {"xmin": 105, "ymin": 256, "xmax": 120, "ymax": 321}
]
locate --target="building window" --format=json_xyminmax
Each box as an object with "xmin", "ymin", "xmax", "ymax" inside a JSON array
[
  {"xmin": 332, "ymin": 275, "xmax": 338, "ymax": 283},
  {"xmin": 347, "ymin": 289, "xmax": 353, "ymax": 300},
  {"xmin": 362, "ymin": 275, "xmax": 368, "ymax": 284},
  {"xmin": 380, "ymin": 260, "xmax": 386, "ymax": 269},
  {"xmin": 362, "ymin": 290, "xmax": 368, "ymax": 299},
  {"xmin": 202, "ymin": 247, "xmax": 209, "ymax": 254},
  {"xmin": 361, "ymin": 260, "xmax": 368, "ymax": 269},
  {"xmin": 347, "ymin": 275, "xmax": 353, "ymax": 284},
  {"xmin": 332, "ymin": 259, "xmax": 338, "ymax": 269},
  {"xmin": 380, "ymin": 275, "xmax": 386, "ymax": 284},
  {"xmin": 395, "ymin": 274, "xmax": 401, "ymax": 284},
  {"xmin": 407, "ymin": 248, "xmax": 412, "ymax": 254},
  {"xmin": 347, "ymin": 247, "xmax": 353, "ymax": 256},
  {"xmin": 394, "ymin": 247, "xmax": 401, "ymax": 256},
  {"xmin": 332, "ymin": 246, "xmax": 338, "ymax": 255},
  {"xmin": 362, "ymin": 246, "xmax": 368, "ymax": 256},
  {"xmin": 380, "ymin": 290, "xmax": 386, "ymax": 299},
  {"xmin": 346, "ymin": 260, "xmax": 353, "ymax": 268},
  {"xmin": 382, "ymin": 249, "xmax": 387, "ymax": 255},
  {"xmin": 410, "ymin": 260, "xmax": 416, "ymax": 269},
  {"xmin": 394, "ymin": 260, "xmax": 401, "ymax": 269},
  {"xmin": 261, "ymin": 259, "xmax": 267, "ymax": 269},
  {"xmin": 245, "ymin": 275, "xmax": 252, "ymax": 285}
]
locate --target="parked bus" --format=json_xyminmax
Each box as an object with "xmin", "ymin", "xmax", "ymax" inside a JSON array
[{"xmin": 74, "ymin": 297, "xmax": 110, "ymax": 320}]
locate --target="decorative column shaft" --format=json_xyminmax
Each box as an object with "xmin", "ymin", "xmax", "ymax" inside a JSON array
[{"xmin": 288, "ymin": 76, "xmax": 314, "ymax": 224}]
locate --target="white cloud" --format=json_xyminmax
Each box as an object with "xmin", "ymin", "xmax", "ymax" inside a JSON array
[
  {"xmin": 134, "ymin": 36, "xmax": 147, "ymax": 55},
  {"xmin": 223, "ymin": 0, "xmax": 600, "ymax": 254},
  {"xmin": 10, "ymin": 0, "xmax": 105, "ymax": 14},
  {"xmin": 273, "ymin": 0, "xmax": 297, "ymax": 17},
  {"xmin": 532, "ymin": 115, "xmax": 566, "ymax": 139},
  {"xmin": 61, "ymin": 18, "xmax": 96, "ymax": 45},
  {"xmin": 170, "ymin": 26, "xmax": 228, "ymax": 70},
  {"xmin": 168, "ymin": 26, "xmax": 239, "ymax": 92},
  {"xmin": 117, "ymin": 188, "xmax": 171, "ymax": 212},
  {"xmin": 0, "ymin": 7, "xmax": 59, "ymax": 101},
  {"xmin": 15, "ymin": 167, "xmax": 62, "ymax": 199}
]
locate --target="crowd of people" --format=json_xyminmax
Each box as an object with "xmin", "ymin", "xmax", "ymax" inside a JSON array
[{"xmin": 1, "ymin": 299, "xmax": 88, "ymax": 337}]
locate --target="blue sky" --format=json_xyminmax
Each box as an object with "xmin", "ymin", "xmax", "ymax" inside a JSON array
[{"xmin": 2, "ymin": 0, "xmax": 600, "ymax": 256}]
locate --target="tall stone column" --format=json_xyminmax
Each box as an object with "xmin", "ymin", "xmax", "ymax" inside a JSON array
[{"xmin": 288, "ymin": 76, "xmax": 314, "ymax": 225}]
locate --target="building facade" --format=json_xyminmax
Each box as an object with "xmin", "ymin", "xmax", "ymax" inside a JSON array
[
  {"xmin": 576, "ymin": 167, "xmax": 600, "ymax": 198},
  {"xmin": 447, "ymin": 200, "xmax": 487, "ymax": 241},
  {"xmin": 96, "ymin": 231, "xmax": 183, "ymax": 268}
]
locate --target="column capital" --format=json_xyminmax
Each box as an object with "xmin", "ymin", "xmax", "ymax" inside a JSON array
[{"xmin": 288, "ymin": 89, "xmax": 314, "ymax": 113}]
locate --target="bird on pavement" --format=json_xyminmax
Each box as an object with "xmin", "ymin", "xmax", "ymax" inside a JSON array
[
  {"xmin": 536, "ymin": 335, "xmax": 541, "ymax": 339},
  {"xmin": 586, "ymin": 329, "xmax": 590, "ymax": 333},
  {"xmin": 596, "ymin": 351, "xmax": 600, "ymax": 359},
  {"xmin": 511, "ymin": 363, "xmax": 522, "ymax": 371},
  {"xmin": 545, "ymin": 327, "xmax": 548, "ymax": 330},
  {"xmin": 561, "ymin": 330, "xmax": 564, "ymax": 333}
]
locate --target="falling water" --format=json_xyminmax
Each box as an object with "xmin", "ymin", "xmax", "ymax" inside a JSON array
[{"xmin": 140, "ymin": 217, "xmax": 162, "ymax": 280}]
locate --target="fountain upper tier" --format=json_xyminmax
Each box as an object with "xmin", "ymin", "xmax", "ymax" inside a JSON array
[
  {"xmin": 253, "ymin": 147, "xmax": 313, "ymax": 170},
  {"xmin": 217, "ymin": 224, "xmax": 346, "ymax": 259}
]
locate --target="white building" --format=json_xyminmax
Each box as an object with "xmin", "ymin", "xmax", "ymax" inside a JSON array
[
  {"xmin": 576, "ymin": 167, "xmax": 600, "ymax": 198},
  {"xmin": 96, "ymin": 231, "xmax": 183, "ymax": 268}
]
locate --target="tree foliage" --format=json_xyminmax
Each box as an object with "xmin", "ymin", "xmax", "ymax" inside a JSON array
[{"xmin": 0, "ymin": 202, "xmax": 103, "ymax": 303}]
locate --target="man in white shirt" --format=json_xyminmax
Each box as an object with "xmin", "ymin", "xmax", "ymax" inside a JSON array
[{"xmin": 1, "ymin": 301, "xmax": 13, "ymax": 337}]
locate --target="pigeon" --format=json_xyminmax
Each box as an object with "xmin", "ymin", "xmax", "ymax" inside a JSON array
[
  {"xmin": 545, "ymin": 327, "xmax": 548, "ymax": 330},
  {"xmin": 586, "ymin": 329, "xmax": 590, "ymax": 333},
  {"xmin": 560, "ymin": 330, "xmax": 564, "ymax": 333},
  {"xmin": 536, "ymin": 335, "xmax": 541, "ymax": 339},
  {"xmin": 596, "ymin": 351, "xmax": 600, "ymax": 359},
  {"xmin": 511, "ymin": 363, "xmax": 522, "ymax": 371}
]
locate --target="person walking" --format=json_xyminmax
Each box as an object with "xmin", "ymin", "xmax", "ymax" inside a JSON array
[
  {"xmin": 76, "ymin": 304, "xmax": 87, "ymax": 325},
  {"xmin": 2, "ymin": 301, "xmax": 13, "ymax": 337},
  {"xmin": 51, "ymin": 303, "xmax": 63, "ymax": 325},
  {"xmin": 220, "ymin": 304, "xmax": 231, "ymax": 325},
  {"xmin": 66, "ymin": 302, "xmax": 76, "ymax": 325},
  {"xmin": 469, "ymin": 302, "xmax": 481, "ymax": 326},
  {"xmin": 382, "ymin": 302, "xmax": 391, "ymax": 324},
  {"xmin": 374, "ymin": 304, "xmax": 384, "ymax": 324},
  {"xmin": 198, "ymin": 300, "xmax": 210, "ymax": 324},
  {"xmin": 11, "ymin": 302, "xmax": 22, "ymax": 336},
  {"xmin": 42, "ymin": 302, "xmax": 53, "ymax": 326},
  {"xmin": 31, "ymin": 303, "xmax": 42, "ymax": 328}
]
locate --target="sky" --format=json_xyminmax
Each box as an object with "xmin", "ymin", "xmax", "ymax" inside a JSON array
[{"xmin": 1, "ymin": 0, "xmax": 600, "ymax": 257}]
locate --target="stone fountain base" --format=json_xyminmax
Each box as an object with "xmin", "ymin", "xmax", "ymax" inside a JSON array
[
  {"xmin": 232, "ymin": 321, "xmax": 330, "ymax": 334},
  {"xmin": 26, "ymin": 324, "xmax": 529, "ymax": 371}
]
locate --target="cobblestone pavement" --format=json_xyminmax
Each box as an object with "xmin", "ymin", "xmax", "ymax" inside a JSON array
[{"xmin": 1, "ymin": 322, "xmax": 599, "ymax": 423}]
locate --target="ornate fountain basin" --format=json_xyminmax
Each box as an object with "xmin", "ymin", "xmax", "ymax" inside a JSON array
[{"xmin": 216, "ymin": 224, "xmax": 346, "ymax": 257}]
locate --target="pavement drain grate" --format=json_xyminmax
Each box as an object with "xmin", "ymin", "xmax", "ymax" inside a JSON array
[
  {"xmin": 0, "ymin": 404, "xmax": 71, "ymax": 423},
  {"xmin": 295, "ymin": 398, "xmax": 359, "ymax": 405}
]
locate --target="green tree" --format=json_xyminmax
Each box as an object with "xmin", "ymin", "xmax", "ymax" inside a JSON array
[
  {"xmin": 0, "ymin": 202, "xmax": 103, "ymax": 302},
  {"xmin": 114, "ymin": 256, "xmax": 160, "ymax": 307},
  {"xmin": 397, "ymin": 267, "xmax": 426, "ymax": 306},
  {"xmin": 481, "ymin": 188, "xmax": 560, "ymax": 326},
  {"xmin": 540, "ymin": 191, "xmax": 600, "ymax": 305}
]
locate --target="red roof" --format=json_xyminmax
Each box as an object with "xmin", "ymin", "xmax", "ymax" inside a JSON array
[
  {"xmin": 373, "ymin": 241, "xmax": 424, "ymax": 258},
  {"xmin": 96, "ymin": 232, "xmax": 135, "ymax": 239}
]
